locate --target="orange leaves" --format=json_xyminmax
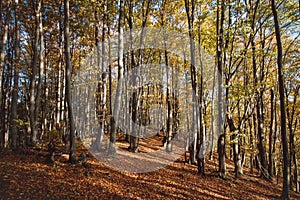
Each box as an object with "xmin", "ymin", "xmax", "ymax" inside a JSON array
[{"xmin": 0, "ymin": 147, "xmax": 300, "ymax": 199}]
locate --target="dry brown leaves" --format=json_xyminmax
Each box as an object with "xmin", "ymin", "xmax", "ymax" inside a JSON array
[{"xmin": 0, "ymin": 145, "xmax": 299, "ymax": 200}]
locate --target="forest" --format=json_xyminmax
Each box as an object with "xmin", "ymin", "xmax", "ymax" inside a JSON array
[{"xmin": 0, "ymin": 0, "xmax": 300, "ymax": 199}]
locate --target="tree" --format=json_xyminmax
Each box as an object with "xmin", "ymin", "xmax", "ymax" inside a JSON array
[
  {"xmin": 284, "ymin": 34, "xmax": 300, "ymax": 193},
  {"xmin": 271, "ymin": 0, "xmax": 290, "ymax": 198},
  {"xmin": 0, "ymin": 1, "xmax": 10, "ymax": 149},
  {"xmin": 246, "ymin": 0, "xmax": 269, "ymax": 179},
  {"xmin": 109, "ymin": 0, "xmax": 125, "ymax": 155},
  {"xmin": 216, "ymin": 0, "xmax": 226, "ymax": 179},
  {"xmin": 35, "ymin": 0, "xmax": 45, "ymax": 141},
  {"xmin": 9, "ymin": 0, "xmax": 20, "ymax": 148},
  {"xmin": 0, "ymin": 3, "xmax": 10, "ymax": 147},
  {"xmin": 29, "ymin": 0, "xmax": 42, "ymax": 145},
  {"xmin": 94, "ymin": 1, "xmax": 107, "ymax": 152},
  {"xmin": 64, "ymin": 0, "xmax": 76, "ymax": 164},
  {"xmin": 268, "ymin": 89, "xmax": 275, "ymax": 177}
]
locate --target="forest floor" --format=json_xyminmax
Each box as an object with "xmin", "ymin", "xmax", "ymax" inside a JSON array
[{"xmin": 0, "ymin": 136, "xmax": 300, "ymax": 200}]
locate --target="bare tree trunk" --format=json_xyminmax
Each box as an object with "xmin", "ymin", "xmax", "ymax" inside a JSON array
[
  {"xmin": 35, "ymin": 0, "xmax": 45, "ymax": 141},
  {"xmin": 271, "ymin": 0, "xmax": 290, "ymax": 198},
  {"xmin": 286, "ymin": 85, "xmax": 299, "ymax": 192},
  {"xmin": 184, "ymin": 0, "xmax": 198, "ymax": 165},
  {"xmin": 29, "ymin": 0, "xmax": 42, "ymax": 145},
  {"xmin": 184, "ymin": 68, "xmax": 190, "ymax": 162},
  {"xmin": 250, "ymin": 116, "xmax": 254, "ymax": 174},
  {"xmin": 162, "ymin": 6, "xmax": 172, "ymax": 152},
  {"xmin": 165, "ymin": 52, "xmax": 172, "ymax": 153},
  {"xmin": 57, "ymin": 18, "xmax": 65, "ymax": 133},
  {"xmin": 251, "ymin": 11, "xmax": 268, "ymax": 179},
  {"xmin": 291, "ymin": 117, "xmax": 299, "ymax": 193},
  {"xmin": 109, "ymin": 0, "xmax": 124, "ymax": 155},
  {"xmin": 9, "ymin": 0, "xmax": 20, "ymax": 148},
  {"xmin": 127, "ymin": 0, "xmax": 139, "ymax": 153},
  {"xmin": 0, "ymin": 6, "xmax": 9, "ymax": 149},
  {"xmin": 0, "ymin": 19, "xmax": 8, "ymax": 113},
  {"xmin": 1, "ymin": 69, "xmax": 10, "ymax": 148},
  {"xmin": 94, "ymin": 3, "xmax": 107, "ymax": 152},
  {"xmin": 227, "ymin": 116, "xmax": 242, "ymax": 178},
  {"xmin": 55, "ymin": 19, "xmax": 65, "ymax": 142},
  {"xmin": 293, "ymin": 145, "xmax": 299, "ymax": 193},
  {"xmin": 268, "ymin": 89, "xmax": 274, "ymax": 177},
  {"xmin": 216, "ymin": 0, "xmax": 226, "ymax": 179},
  {"xmin": 273, "ymin": 100, "xmax": 278, "ymax": 177},
  {"xmin": 56, "ymin": 60, "xmax": 62, "ymax": 125},
  {"xmin": 41, "ymin": 65, "xmax": 48, "ymax": 143},
  {"xmin": 197, "ymin": 7, "xmax": 205, "ymax": 175},
  {"xmin": 251, "ymin": 27, "xmax": 268, "ymax": 180},
  {"xmin": 64, "ymin": 0, "xmax": 76, "ymax": 164}
]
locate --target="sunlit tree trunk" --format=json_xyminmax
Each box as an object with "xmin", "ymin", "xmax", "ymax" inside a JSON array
[
  {"xmin": 164, "ymin": 50, "xmax": 172, "ymax": 153},
  {"xmin": 35, "ymin": 0, "xmax": 45, "ymax": 141},
  {"xmin": 184, "ymin": 0, "xmax": 198, "ymax": 165},
  {"xmin": 29, "ymin": 0, "xmax": 42, "ymax": 145},
  {"xmin": 109, "ymin": 0, "xmax": 124, "ymax": 155},
  {"xmin": 55, "ymin": 19, "xmax": 65, "ymax": 140},
  {"xmin": 196, "ymin": 3, "xmax": 205, "ymax": 175},
  {"xmin": 64, "ymin": 0, "xmax": 76, "ymax": 163},
  {"xmin": 0, "ymin": 4, "xmax": 9, "ymax": 149},
  {"xmin": 0, "ymin": 19, "xmax": 8, "ymax": 116},
  {"xmin": 127, "ymin": 0, "xmax": 139, "ymax": 152},
  {"xmin": 162, "ymin": 4, "xmax": 172, "ymax": 152},
  {"xmin": 94, "ymin": 2, "xmax": 108, "ymax": 152},
  {"xmin": 56, "ymin": 58, "xmax": 63, "ymax": 126}
]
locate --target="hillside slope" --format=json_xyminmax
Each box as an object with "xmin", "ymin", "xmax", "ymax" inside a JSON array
[{"xmin": 0, "ymin": 146, "xmax": 299, "ymax": 200}]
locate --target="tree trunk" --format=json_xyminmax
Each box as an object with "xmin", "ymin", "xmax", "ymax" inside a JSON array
[
  {"xmin": 228, "ymin": 117, "xmax": 242, "ymax": 178},
  {"xmin": 0, "ymin": 8, "xmax": 9, "ymax": 149},
  {"xmin": 0, "ymin": 20, "xmax": 8, "ymax": 115},
  {"xmin": 56, "ymin": 59, "xmax": 62, "ymax": 125},
  {"xmin": 165, "ymin": 58, "xmax": 172, "ymax": 153},
  {"xmin": 56, "ymin": 19, "xmax": 65, "ymax": 134},
  {"xmin": 197, "ymin": 10, "xmax": 205, "ymax": 174},
  {"xmin": 249, "ymin": 117, "xmax": 254, "ymax": 173},
  {"xmin": 35, "ymin": 0, "xmax": 45, "ymax": 141},
  {"xmin": 273, "ymin": 100, "xmax": 278, "ymax": 177},
  {"xmin": 109, "ymin": 0, "xmax": 124, "ymax": 155},
  {"xmin": 216, "ymin": 0, "xmax": 226, "ymax": 179},
  {"xmin": 251, "ymin": 17, "xmax": 268, "ymax": 180},
  {"xmin": 127, "ymin": 0, "xmax": 139, "ymax": 153},
  {"xmin": 293, "ymin": 149, "xmax": 299, "ymax": 193},
  {"xmin": 64, "ymin": 0, "xmax": 76, "ymax": 164},
  {"xmin": 271, "ymin": 0, "xmax": 290, "ymax": 198},
  {"xmin": 29, "ymin": 0, "xmax": 42, "ymax": 145},
  {"xmin": 9, "ymin": 0, "xmax": 20, "ymax": 148},
  {"xmin": 268, "ymin": 89, "xmax": 274, "ymax": 177},
  {"xmin": 163, "ymin": 19, "xmax": 172, "ymax": 153},
  {"xmin": 184, "ymin": 0, "xmax": 198, "ymax": 165},
  {"xmin": 94, "ymin": 3, "xmax": 107, "ymax": 152},
  {"xmin": 286, "ymin": 85, "xmax": 299, "ymax": 192},
  {"xmin": 291, "ymin": 120, "xmax": 299, "ymax": 193}
]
